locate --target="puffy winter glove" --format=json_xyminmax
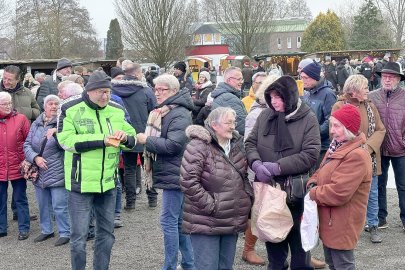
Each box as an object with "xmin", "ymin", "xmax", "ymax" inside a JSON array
[
  {"xmin": 263, "ymin": 162, "xmax": 281, "ymax": 176},
  {"xmin": 251, "ymin": 160, "xmax": 273, "ymax": 182}
]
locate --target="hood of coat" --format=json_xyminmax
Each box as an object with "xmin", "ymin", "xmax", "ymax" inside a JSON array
[
  {"xmin": 264, "ymin": 75, "xmax": 298, "ymax": 115},
  {"xmin": 111, "ymin": 78, "xmax": 149, "ymax": 98},
  {"xmin": 329, "ymin": 133, "xmax": 367, "ymax": 159},
  {"xmin": 211, "ymin": 82, "xmax": 241, "ymax": 99},
  {"xmin": 33, "ymin": 112, "xmax": 57, "ymax": 127},
  {"xmin": 186, "ymin": 125, "xmax": 212, "ymax": 143},
  {"xmin": 186, "ymin": 124, "xmax": 241, "ymax": 147},
  {"xmin": 159, "ymin": 88, "xmax": 194, "ymax": 111}
]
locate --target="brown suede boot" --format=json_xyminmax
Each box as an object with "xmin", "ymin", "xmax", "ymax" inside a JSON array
[{"xmin": 242, "ymin": 221, "xmax": 266, "ymax": 265}]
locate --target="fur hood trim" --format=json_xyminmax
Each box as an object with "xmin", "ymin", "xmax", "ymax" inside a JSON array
[
  {"xmin": 111, "ymin": 79, "xmax": 148, "ymax": 88},
  {"xmin": 185, "ymin": 125, "xmax": 212, "ymax": 143}
]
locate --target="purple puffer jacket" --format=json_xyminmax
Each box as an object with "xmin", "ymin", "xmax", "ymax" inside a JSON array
[{"xmin": 369, "ymin": 87, "xmax": 405, "ymax": 157}]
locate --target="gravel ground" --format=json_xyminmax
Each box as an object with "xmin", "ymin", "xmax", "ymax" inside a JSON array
[{"xmin": 0, "ymin": 185, "xmax": 403, "ymax": 270}]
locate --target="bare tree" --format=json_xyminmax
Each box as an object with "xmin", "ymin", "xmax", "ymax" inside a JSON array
[
  {"xmin": 206, "ymin": 0, "xmax": 276, "ymax": 57},
  {"xmin": 375, "ymin": 0, "xmax": 405, "ymax": 47},
  {"xmin": 115, "ymin": 0, "xmax": 194, "ymax": 69},
  {"xmin": 0, "ymin": 0, "xmax": 11, "ymax": 34},
  {"xmin": 334, "ymin": 0, "xmax": 361, "ymax": 46},
  {"xmin": 287, "ymin": 0, "xmax": 312, "ymax": 21},
  {"xmin": 273, "ymin": 0, "xmax": 290, "ymax": 19},
  {"xmin": 12, "ymin": 0, "xmax": 99, "ymax": 59},
  {"xmin": 273, "ymin": 0, "xmax": 311, "ymax": 20}
]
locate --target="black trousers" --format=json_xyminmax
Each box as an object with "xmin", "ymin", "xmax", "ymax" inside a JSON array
[{"xmin": 265, "ymin": 200, "xmax": 313, "ymax": 270}]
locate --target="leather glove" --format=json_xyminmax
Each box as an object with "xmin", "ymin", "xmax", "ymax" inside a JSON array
[
  {"xmin": 263, "ymin": 162, "xmax": 281, "ymax": 176},
  {"xmin": 251, "ymin": 160, "xmax": 272, "ymax": 182}
]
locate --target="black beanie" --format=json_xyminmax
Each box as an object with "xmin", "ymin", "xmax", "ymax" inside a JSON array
[
  {"xmin": 57, "ymin": 58, "xmax": 72, "ymax": 71},
  {"xmin": 302, "ymin": 62, "xmax": 321, "ymax": 81},
  {"xmin": 174, "ymin": 61, "xmax": 187, "ymax": 73},
  {"xmin": 110, "ymin": 67, "xmax": 125, "ymax": 79},
  {"xmin": 85, "ymin": 71, "xmax": 111, "ymax": 91}
]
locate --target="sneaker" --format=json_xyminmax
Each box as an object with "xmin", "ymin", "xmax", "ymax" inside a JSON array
[
  {"xmin": 148, "ymin": 201, "xmax": 157, "ymax": 208},
  {"xmin": 135, "ymin": 186, "xmax": 141, "ymax": 195},
  {"xmin": 370, "ymin": 226, "xmax": 382, "ymax": 243},
  {"xmin": 55, "ymin": 237, "xmax": 70, "ymax": 246},
  {"xmin": 86, "ymin": 232, "xmax": 95, "ymax": 241},
  {"xmin": 34, "ymin": 233, "xmax": 55, "ymax": 243},
  {"xmin": 124, "ymin": 204, "xmax": 135, "ymax": 210},
  {"xmin": 364, "ymin": 224, "xmax": 370, "ymax": 232},
  {"xmin": 18, "ymin": 232, "xmax": 30, "ymax": 241},
  {"xmin": 378, "ymin": 220, "xmax": 388, "ymax": 229},
  {"xmin": 114, "ymin": 217, "xmax": 124, "ymax": 228}
]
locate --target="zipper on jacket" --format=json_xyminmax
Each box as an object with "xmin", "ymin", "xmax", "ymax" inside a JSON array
[
  {"xmin": 328, "ymin": 208, "xmax": 332, "ymax": 226},
  {"xmin": 96, "ymin": 110, "xmax": 105, "ymax": 193}
]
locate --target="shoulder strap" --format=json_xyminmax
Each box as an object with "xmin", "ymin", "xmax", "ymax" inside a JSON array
[{"xmin": 38, "ymin": 137, "xmax": 48, "ymax": 156}]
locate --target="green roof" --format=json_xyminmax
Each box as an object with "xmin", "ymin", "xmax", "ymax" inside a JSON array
[{"xmin": 202, "ymin": 18, "xmax": 308, "ymax": 34}]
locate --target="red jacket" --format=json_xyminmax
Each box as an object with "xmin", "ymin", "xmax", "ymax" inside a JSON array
[
  {"xmin": 0, "ymin": 111, "xmax": 30, "ymax": 181},
  {"xmin": 308, "ymin": 133, "xmax": 372, "ymax": 250}
]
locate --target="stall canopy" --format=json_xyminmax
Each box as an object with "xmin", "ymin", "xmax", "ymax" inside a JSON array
[
  {"xmin": 223, "ymin": 55, "xmax": 249, "ymax": 60},
  {"xmin": 186, "ymin": 55, "xmax": 212, "ymax": 63}
]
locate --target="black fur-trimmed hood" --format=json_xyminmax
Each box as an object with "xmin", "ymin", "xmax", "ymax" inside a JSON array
[{"xmin": 264, "ymin": 75, "xmax": 299, "ymax": 115}]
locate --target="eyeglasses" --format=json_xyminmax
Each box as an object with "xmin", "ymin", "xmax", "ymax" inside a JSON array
[
  {"xmin": 155, "ymin": 87, "xmax": 170, "ymax": 94},
  {"xmin": 222, "ymin": 121, "xmax": 237, "ymax": 127},
  {"xmin": 381, "ymin": 74, "xmax": 400, "ymax": 80},
  {"xmin": 94, "ymin": 89, "xmax": 111, "ymax": 96},
  {"xmin": 0, "ymin": 102, "xmax": 12, "ymax": 107},
  {"xmin": 229, "ymin": 77, "xmax": 244, "ymax": 82}
]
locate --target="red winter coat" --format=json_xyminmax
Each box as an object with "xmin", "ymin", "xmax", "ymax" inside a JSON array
[{"xmin": 0, "ymin": 111, "xmax": 30, "ymax": 181}]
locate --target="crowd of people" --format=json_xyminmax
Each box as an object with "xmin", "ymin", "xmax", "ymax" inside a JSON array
[{"xmin": 0, "ymin": 55, "xmax": 404, "ymax": 270}]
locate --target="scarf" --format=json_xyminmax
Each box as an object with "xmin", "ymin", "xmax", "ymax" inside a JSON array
[
  {"xmin": 364, "ymin": 101, "xmax": 377, "ymax": 175},
  {"xmin": 264, "ymin": 99, "xmax": 301, "ymax": 152},
  {"xmin": 327, "ymin": 139, "xmax": 345, "ymax": 155},
  {"xmin": 143, "ymin": 105, "xmax": 177, "ymax": 189}
]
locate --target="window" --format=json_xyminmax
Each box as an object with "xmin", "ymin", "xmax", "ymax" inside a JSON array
[
  {"xmin": 277, "ymin": 38, "xmax": 281, "ymax": 49},
  {"xmin": 297, "ymin": 36, "xmax": 301, "ymax": 48},
  {"xmin": 287, "ymin": 37, "xmax": 292, "ymax": 49}
]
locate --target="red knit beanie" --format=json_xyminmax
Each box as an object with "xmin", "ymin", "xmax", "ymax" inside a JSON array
[{"xmin": 331, "ymin": 104, "xmax": 361, "ymax": 134}]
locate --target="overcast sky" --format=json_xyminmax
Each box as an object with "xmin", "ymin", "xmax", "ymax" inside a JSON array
[{"xmin": 80, "ymin": 0, "xmax": 341, "ymax": 39}]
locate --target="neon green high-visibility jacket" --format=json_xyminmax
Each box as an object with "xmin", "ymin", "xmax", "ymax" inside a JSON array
[{"xmin": 57, "ymin": 93, "xmax": 136, "ymax": 193}]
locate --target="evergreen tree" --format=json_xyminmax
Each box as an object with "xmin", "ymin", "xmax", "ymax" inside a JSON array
[
  {"xmin": 301, "ymin": 11, "xmax": 346, "ymax": 53},
  {"xmin": 349, "ymin": 0, "xmax": 393, "ymax": 49},
  {"xmin": 106, "ymin": 19, "xmax": 124, "ymax": 60}
]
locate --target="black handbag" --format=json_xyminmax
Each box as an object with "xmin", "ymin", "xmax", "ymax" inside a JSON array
[{"xmin": 284, "ymin": 173, "xmax": 310, "ymax": 204}]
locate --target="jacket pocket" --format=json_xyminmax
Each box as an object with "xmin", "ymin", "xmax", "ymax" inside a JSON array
[{"xmin": 70, "ymin": 153, "xmax": 82, "ymax": 191}]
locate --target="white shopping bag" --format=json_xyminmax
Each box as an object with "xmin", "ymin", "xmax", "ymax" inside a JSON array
[{"xmin": 300, "ymin": 193, "xmax": 319, "ymax": 251}]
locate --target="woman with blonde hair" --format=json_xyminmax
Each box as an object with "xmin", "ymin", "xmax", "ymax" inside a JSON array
[{"xmin": 331, "ymin": 74, "xmax": 385, "ymax": 243}]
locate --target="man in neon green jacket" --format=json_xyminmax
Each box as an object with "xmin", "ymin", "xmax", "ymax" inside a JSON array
[{"xmin": 57, "ymin": 70, "xmax": 136, "ymax": 270}]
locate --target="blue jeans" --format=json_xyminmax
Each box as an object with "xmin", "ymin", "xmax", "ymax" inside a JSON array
[
  {"xmin": 35, "ymin": 186, "xmax": 70, "ymax": 237},
  {"xmin": 160, "ymin": 189, "xmax": 194, "ymax": 270},
  {"xmin": 115, "ymin": 179, "xmax": 122, "ymax": 218},
  {"xmin": 69, "ymin": 189, "xmax": 116, "ymax": 270},
  {"xmin": 0, "ymin": 179, "xmax": 30, "ymax": 234},
  {"xmin": 191, "ymin": 234, "xmax": 238, "ymax": 270},
  {"xmin": 378, "ymin": 156, "xmax": 405, "ymax": 223},
  {"xmin": 366, "ymin": 175, "xmax": 379, "ymax": 227}
]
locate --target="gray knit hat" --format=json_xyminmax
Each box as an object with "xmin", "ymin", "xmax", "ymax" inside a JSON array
[
  {"xmin": 85, "ymin": 70, "xmax": 111, "ymax": 91},
  {"xmin": 56, "ymin": 58, "xmax": 72, "ymax": 71}
]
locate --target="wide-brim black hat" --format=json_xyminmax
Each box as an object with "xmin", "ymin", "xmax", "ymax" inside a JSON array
[{"xmin": 376, "ymin": 62, "xmax": 405, "ymax": 81}]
